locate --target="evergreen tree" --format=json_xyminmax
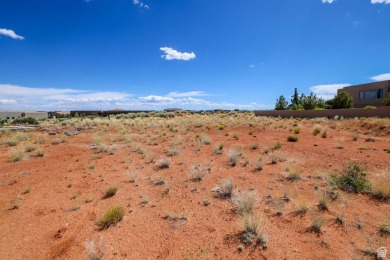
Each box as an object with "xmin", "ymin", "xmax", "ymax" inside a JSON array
[{"xmin": 275, "ymin": 95, "xmax": 289, "ymax": 110}]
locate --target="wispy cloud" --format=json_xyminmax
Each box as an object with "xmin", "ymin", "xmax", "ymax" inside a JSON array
[
  {"xmin": 0, "ymin": 84, "xmax": 269, "ymax": 110},
  {"xmin": 371, "ymin": 73, "xmax": 390, "ymax": 81},
  {"xmin": 0, "ymin": 28, "xmax": 24, "ymax": 40},
  {"xmin": 371, "ymin": 0, "xmax": 390, "ymax": 4},
  {"xmin": 160, "ymin": 47, "xmax": 196, "ymax": 61},
  {"xmin": 133, "ymin": 0, "xmax": 149, "ymax": 9},
  {"xmin": 310, "ymin": 83, "xmax": 351, "ymax": 100},
  {"xmin": 249, "ymin": 64, "xmax": 256, "ymax": 68},
  {"xmin": 322, "ymin": 0, "xmax": 335, "ymax": 3}
]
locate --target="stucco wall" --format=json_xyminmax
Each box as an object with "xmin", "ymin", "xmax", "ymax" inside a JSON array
[{"xmin": 254, "ymin": 107, "xmax": 390, "ymax": 118}]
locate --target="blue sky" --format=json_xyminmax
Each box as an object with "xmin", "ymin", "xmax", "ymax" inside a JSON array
[{"xmin": 1, "ymin": 0, "xmax": 390, "ymax": 111}]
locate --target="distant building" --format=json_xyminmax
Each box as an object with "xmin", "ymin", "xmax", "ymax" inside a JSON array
[
  {"xmin": 338, "ymin": 80, "xmax": 390, "ymax": 108},
  {"xmin": 0, "ymin": 111, "xmax": 48, "ymax": 121}
]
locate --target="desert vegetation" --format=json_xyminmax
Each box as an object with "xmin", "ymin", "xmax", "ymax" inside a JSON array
[{"xmin": 0, "ymin": 111, "xmax": 389, "ymax": 259}]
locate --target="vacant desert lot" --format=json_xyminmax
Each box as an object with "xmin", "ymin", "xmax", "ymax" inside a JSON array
[{"xmin": 0, "ymin": 112, "xmax": 389, "ymax": 259}]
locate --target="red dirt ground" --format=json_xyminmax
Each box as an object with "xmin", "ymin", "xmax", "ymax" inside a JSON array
[{"xmin": 0, "ymin": 114, "xmax": 389, "ymax": 259}]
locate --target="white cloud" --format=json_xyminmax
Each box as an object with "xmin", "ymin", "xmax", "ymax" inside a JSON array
[
  {"xmin": 322, "ymin": 0, "xmax": 335, "ymax": 3},
  {"xmin": 249, "ymin": 64, "xmax": 256, "ymax": 68},
  {"xmin": 371, "ymin": 0, "xmax": 390, "ymax": 3},
  {"xmin": 0, "ymin": 28, "xmax": 24, "ymax": 40},
  {"xmin": 167, "ymin": 91, "xmax": 206, "ymax": 98},
  {"xmin": 133, "ymin": 0, "xmax": 149, "ymax": 9},
  {"xmin": 0, "ymin": 84, "xmax": 270, "ymax": 110},
  {"xmin": 371, "ymin": 73, "xmax": 390, "ymax": 81},
  {"xmin": 0, "ymin": 99, "xmax": 17, "ymax": 105},
  {"xmin": 310, "ymin": 83, "xmax": 351, "ymax": 100},
  {"xmin": 160, "ymin": 47, "xmax": 196, "ymax": 61}
]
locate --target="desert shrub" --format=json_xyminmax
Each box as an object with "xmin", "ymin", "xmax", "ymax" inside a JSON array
[
  {"xmin": 156, "ymin": 157, "xmax": 171, "ymax": 169},
  {"xmin": 332, "ymin": 163, "xmax": 371, "ymax": 193},
  {"xmin": 295, "ymin": 200, "xmax": 310, "ymax": 215},
  {"xmin": 379, "ymin": 221, "xmax": 390, "ymax": 234},
  {"xmin": 311, "ymin": 215, "xmax": 325, "ymax": 233},
  {"xmin": 233, "ymin": 133, "xmax": 240, "ymax": 140},
  {"xmin": 199, "ymin": 134, "xmax": 211, "ymax": 145},
  {"xmin": 85, "ymin": 237, "xmax": 104, "ymax": 260},
  {"xmin": 23, "ymin": 143, "xmax": 37, "ymax": 152},
  {"xmin": 217, "ymin": 178, "xmax": 234, "ymax": 198},
  {"xmin": 93, "ymin": 135, "xmax": 103, "ymax": 145},
  {"xmin": 166, "ymin": 146, "xmax": 180, "ymax": 156},
  {"xmin": 318, "ymin": 196, "xmax": 328, "ymax": 211},
  {"xmin": 250, "ymin": 142, "xmax": 259, "ymax": 150},
  {"xmin": 103, "ymin": 186, "xmax": 118, "ymax": 199},
  {"xmin": 227, "ymin": 148, "xmax": 241, "ymax": 167},
  {"xmin": 352, "ymin": 133, "xmax": 359, "ymax": 141},
  {"xmin": 384, "ymin": 92, "xmax": 390, "ymax": 106},
  {"xmin": 287, "ymin": 171, "xmax": 301, "ymax": 181},
  {"xmin": 189, "ymin": 164, "xmax": 209, "ymax": 181},
  {"xmin": 8, "ymin": 148, "xmax": 25, "ymax": 162},
  {"xmin": 7, "ymin": 139, "xmax": 19, "ymax": 146},
  {"xmin": 292, "ymin": 127, "xmax": 300, "ymax": 134},
  {"xmin": 254, "ymin": 157, "xmax": 263, "ymax": 171},
  {"xmin": 12, "ymin": 117, "xmax": 38, "ymax": 125},
  {"xmin": 36, "ymin": 148, "xmax": 45, "ymax": 157},
  {"xmin": 273, "ymin": 141, "xmax": 282, "ymax": 150},
  {"xmin": 372, "ymin": 176, "xmax": 390, "ymax": 201},
  {"xmin": 312, "ymin": 124, "xmax": 322, "ymax": 135},
  {"xmin": 97, "ymin": 206, "xmax": 124, "ymax": 229},
  {"xmin": 213, "ymin": 143, "xmax": 224, "ymax": 154},
  {"xmin": 287, "ymin": 135, "xmax": 298, "ymax": 142},
  {"xmin": 232, "ymin": 191, "xmax": 258, "ymax": 216},
  {"xmin": 241, "ymin": 213, "xmax": 267, "ymax": 244}
]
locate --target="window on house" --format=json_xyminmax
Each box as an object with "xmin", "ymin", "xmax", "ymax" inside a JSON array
[
  {"xmin": 11, "ymin": 117, "xmax": 15, "ymax": 119},
  {"xmin": 6, "ymin": 117, "xmax": 10, "ymax": 119},
  {"xmin": 359, "ymin": 91, "xmax": 364, "ymax": 100},
  {"xmin": 377, "ymin": 89, "xmax": 383, "ymax": 98},
  {"xmin": 364, "ymin": 89, "xmax": 376, "ymax": 99}
]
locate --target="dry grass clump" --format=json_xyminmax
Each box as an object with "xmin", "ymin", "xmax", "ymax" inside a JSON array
[
  {"xmin": 295, "ymin": 199, "xmax": 310, "ymax": 215},
  {"xmin": 23, "ymin": 143, "xmax": 37, "ymax": 152},
  {"xmin": 189, "ymin": 164, "xmax": 210, "ymax": 181},
  {"xmin": 241, "ymin": 213, "xmax": 267, "ymax": 245},
  {"xmin": 217, "ymin": 178, "xmax": 234, "ymax": 198},
  {"xmin": 8, "ymin": 148, "xmax": 25, "ymax": 162},
  {"xmin": 97, "ymin": 206, "xmax": 124, "ymax": 229},
  {"xmin": 312, "ymin": 124, "xmax": 322, "ymax": 135},
  {"xmin": 311, "ymin": 215, "xmax": 325, "ymax": 233},
  {"xmin": 103, "ymin": 186, "xmax": 118, "ymax": 199},
  {"xmin": 7, "ymin": 139, "xmax": 20, "ymax": 147},
  {"xmin": 213, "ymin": 143, "xmax": 224, "ymax": 154},
  {"xmin": 232, "ymin": 191, "xmax": 258, "ymax": 216},
  {"xmin": 227, "ymin": 147, "xmax": 242, "ymax": 166},
  {"xmin": 36, "ymin": 148, "xmax": 45, "ymax": 157},
  {"xmin": 156, "ymin": 157, "xmax": 171, "ymax": 169},
  {"xmin": 287, "ymin": 135, "xmax": 298, "ymax": 142},
  {"xmin": 85, "ymin": 236, "xmax": 105, "ymax": 260},
  {"xmin": 166, "ymin": 146, "xmax": 180, "ymax": 156},
  {"xmin": 292, "ymin": 127, "xmax": 300, "ymax": 134},
  {"xmin": 372, "ymin": 175, "xmax": 390, "ymax": 201}
]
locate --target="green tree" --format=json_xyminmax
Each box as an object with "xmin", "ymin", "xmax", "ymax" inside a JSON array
[
  {"xmin": 291, "ymin": 88, "xmax": 300, "ymax": 106},
  {"xmin": 275, "ymin": 95, "xmax": 289, "ymax": 110},
  {"xmin": 384, "ymin": 92, "xmax": 390, "ymax": 106},
  {"xmin": 301, "ymin": 92, "xmax": 318, "ymax": 110},
  {"xmin": 332, "ymin": 91, "xmax": 353, "ymax": 109}
]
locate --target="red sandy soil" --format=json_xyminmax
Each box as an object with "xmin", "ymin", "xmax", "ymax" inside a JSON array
[{"xmin": 0, "ymin": 115, "xmax": 389, "ymax": 259}]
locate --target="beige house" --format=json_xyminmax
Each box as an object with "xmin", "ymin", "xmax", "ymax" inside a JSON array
[
  {"xmin": 337, "ymin": 80, "xmax": 390, "ymax": 108},
  {"xmin": 0, "ymin": 111, "xmax": 48, "ymax": 121}
]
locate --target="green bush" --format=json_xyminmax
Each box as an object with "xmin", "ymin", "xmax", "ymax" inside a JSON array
[
  {"xmin": 97, "ymin": 206, "xmax": 124, "ymax": 229},
  {"xmin": 331, "ymin": 163, "xmax": 371, "ymax": 193},
  {"xmin": 287, "ymin": 135, "xmax": 298, "ymax": 142},
  {"xmin": 364, "ymin": 106, "xmax": 376, "ymax": 109},
  {"xmin": 331, "ymin": 91, "xmax": 353, "ymax": 109},
  {"xmin": 384, "ymin": 92, "xmax": 390, "ymax": 106},
  {"xmin": 103, "ymin": 187, "xmax": 118, "ymax": 199}
]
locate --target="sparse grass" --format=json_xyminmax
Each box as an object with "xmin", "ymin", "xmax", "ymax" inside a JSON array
[
  {"xmin": 8, "ymin": 148, "xmax": 25, "ymax": 162},
  {"xmin": 7, "ymin": 139, "xmax": 20, "ymax": 147},
  {"xmin": 287, "ymin": 170, "xmax": 301, "ymax": 181},
  {"xmin": 199, "ymin": 134, "xmax": 211, "ymax": 145},
  {"xmin": 232, "ymin": 191, "xmax": 258, "ymax": 216},
  {"xmin": 295, "ymin": 200, "xmax": 310, "ymax": 215},
  {"xmin": 311, "ymin": 215, "xmax": 325, "ymax": 233},
  {"xmin": 254, "ymin": 157, "xmax": 263, "ymax": 171},
  {"xmin": 217, "ymin": 178, "xmax": 234, "ymax": 198},
  {"xmin": 233, "ymin": 133, "xmax": 239, "ymax": 140},
  {"xmin": 318, "ymin": 196, "xmax": 328, "ymax": 211},
  {"xmin": 287, "ymin": 135, "xmax": 298, "ymax": 142},
  {"xmin": 321, "ymin": 128, "xmax": 327, "ymax": 138},
  {"xmin": 22, "ymin": 187, "xmax": 30, "ymax": 194},
  {"xmin": 227, "ymin": 148, "xmax": 241, "ymax": 167},
  {"xmin": 23, "ymin": 143, "xmax": 37, "ymax": 152},
  {"xmin": 156, "ymin": 157, "xmax": 171, "ymax": 169},
  {"xmin": 167, "ymin": 146, "xmax": 180, "ymax": 156},
  {"xmin": 103, "ymin": 186, "xmax": 118, "ymax": 199},
  {"xmin": 352, "ymin": 133, "xmax": 359, "ymax": 141},
  {"xmin": 332, "ymin": 163, "xmax": 371, "ymax": 193},
  {"xmin": 241, "ymin": 213, "xmax": 267, "ymax": 245},
  {"xmin": 336, "ymin": 215, "xmax": 345, "ymax": 226},
  {"xmin": 189, "ymin": 164, "xmax": 209, "ymax": 182},
  {"xmin": 97, "ymin": 206, "xmax": 124, "ymax": 229}
]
